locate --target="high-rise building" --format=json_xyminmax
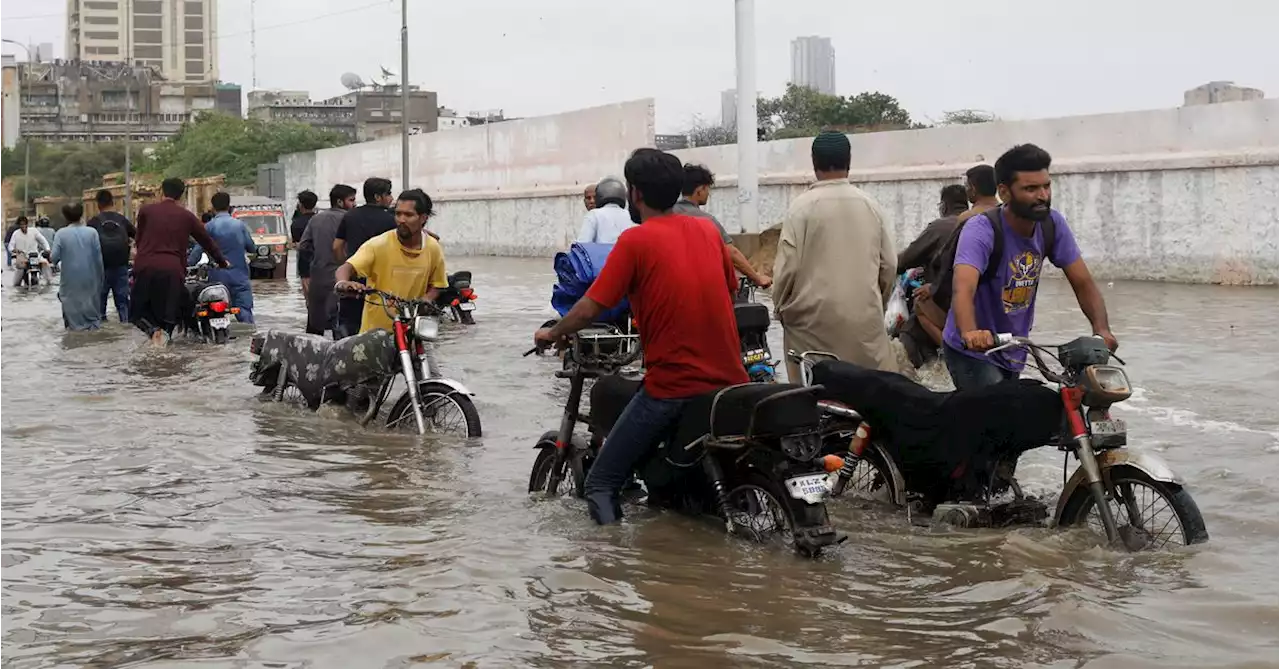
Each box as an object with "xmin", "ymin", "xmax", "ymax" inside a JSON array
[
  {"xmin": 790, "ymin": 36, "xmax": 835, "ymax": 95},
  {"xmin": 721, "ymin": 88, "xmax": 737, "ymax": 129},
  {"xmin": 66, "ymin": 0, "xmax": 219, "ymax": 83},
  {"xmin": 1184, "ymin": 81, "xmax": 1265, "ymax": 106}
]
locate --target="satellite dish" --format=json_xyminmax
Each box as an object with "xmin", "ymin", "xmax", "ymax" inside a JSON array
[{"xmin": 340, "ymin": 72, "xmax": 365, "ymax": 90}]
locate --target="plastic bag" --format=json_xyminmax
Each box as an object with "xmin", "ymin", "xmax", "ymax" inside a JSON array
[{"xmin": 884, "ymin": 279, "xmax": 910, "ymax": 337}]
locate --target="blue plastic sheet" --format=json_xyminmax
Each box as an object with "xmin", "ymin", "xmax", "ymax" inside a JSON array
[{"xmin": 551, "ymin": 242, "xmax": 631, "ymax": 324}]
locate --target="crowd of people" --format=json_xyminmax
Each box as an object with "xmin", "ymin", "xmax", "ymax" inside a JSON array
[{"xmin": 538, "ymin": 136, "xmax": 1116, "ymax": 524}]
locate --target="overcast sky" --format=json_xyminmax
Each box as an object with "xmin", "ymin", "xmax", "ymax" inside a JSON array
[{"xmin": 4, "ymin": 0, "xmax": 1277, "ymax": 132}]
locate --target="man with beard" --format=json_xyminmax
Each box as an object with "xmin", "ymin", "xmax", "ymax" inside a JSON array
[
  {"xmin": 333, "ymin": 188, "xmax": 448, "ymax": 334},
  {"xmin": 298, "ymin": 183, "xmax": 357, "ymax": 336},
  {"xmin": 945, "ymin": 143, "xmax": 1115, "ymax": 390}
]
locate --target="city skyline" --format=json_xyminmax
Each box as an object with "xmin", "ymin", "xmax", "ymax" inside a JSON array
[
  {"xmin": 65, "ymin": 0, "xmax": 219, "ymax": 84},
  {"xmin": 790, "ymin": 35, "xmax": 835, "ymax": 95}
]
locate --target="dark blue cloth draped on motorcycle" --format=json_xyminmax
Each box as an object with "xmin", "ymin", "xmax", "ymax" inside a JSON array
[{"xmin": 550, "ymin": 242, "xmax": 630, "ymax": 324}]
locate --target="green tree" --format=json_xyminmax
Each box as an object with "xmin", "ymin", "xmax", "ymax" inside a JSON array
[
  {"xmin": 682, "ymin": 116, "xmax": 737, "ymax": 147},
  {"xmin": 757, "ymin": 84, "xmax": 917, "ymax": 139},
  {"xmin": 146, "ymin": 112, "xmax": 346, "ymax": 184},
  {"xmin": 2, "ymin": 140, "xmax": 131, "ymax": 205},
  {"xmin": 939, "ymin": 109, "xmax": 997, "ymax": 125}
]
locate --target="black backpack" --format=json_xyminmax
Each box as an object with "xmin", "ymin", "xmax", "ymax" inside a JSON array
[
  {"xmin": 94, "ymin": 212, "xmax": 132, "ymax": 266},
  {"xmin": 930, "ymin": 207, "xmax": 1056, "ymax": 313}
]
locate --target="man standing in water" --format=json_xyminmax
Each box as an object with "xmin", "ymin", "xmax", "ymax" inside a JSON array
[
  {"xmin": 773, "ymin": 132, "xmax": 898, "ymax": 380},
  {"xmin": 132, "ymin": 178, "xmax": 229, "ymax": 346},
  {"xmin": 50, "ymin": 203, "xmax": 104, "ymax": 331},
  {"xmin": 292, "ymin": 190, "xmax": 318, "ymax": 293},
  {"xmin": 334, "ymin": 188, "xmax": 449, "ymax": 334},
  {"xmin": 299, "ymin": 183, "xmax": 357, "ymax": 336},
  {"xmin": 333, "ymin": 177, "xmax": 396, "ymax": 337},
  {"xmin": 87, "ymin": 189, "xmax": 137, "ymax": 323},
  {"xmin": 189, "ymin": 192, "xmax": 257, "ymax": 323}
]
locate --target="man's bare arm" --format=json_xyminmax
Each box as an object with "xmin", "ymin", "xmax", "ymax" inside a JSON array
[
  {"xmin": 728, "ymin": 244, "xmax": 770, "ymax": 287},
  {"xmin": 1061, "ymin": 258, "xmax": 1116, "ymax": 349},
  {"xmin": 548, "ymin": 297, "xmax": 606, "ymax": 340}
]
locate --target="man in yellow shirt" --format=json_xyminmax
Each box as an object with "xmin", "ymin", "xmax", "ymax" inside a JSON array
[{"xmin": 334, "ymin": 188, "xmax": 448, "ymax": 333}]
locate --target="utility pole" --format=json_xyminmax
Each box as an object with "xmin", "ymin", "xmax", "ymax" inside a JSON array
[
  {"xmin": 123, "ymin": 0, "xmax": 133, "ymax": 216},
  {"xmin": 3, "ymin": 39, "xmax": 32, "ymax": 215},
  {"xmin": 400, "ymin": 0, "xmax": 410, "ymax": 189},
  {"xmin": 733, "ymin": 0, "xmax": 759, "ymax": 234}
]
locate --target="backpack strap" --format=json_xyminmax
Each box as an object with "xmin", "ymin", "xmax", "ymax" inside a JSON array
[
  {"xmin": 982, "ymin": 207, "xmax": 1005, "ymax": 283},
  {"xmin": 1041, "ymin": 213, "xmax": 1058, "ymax": 265}
]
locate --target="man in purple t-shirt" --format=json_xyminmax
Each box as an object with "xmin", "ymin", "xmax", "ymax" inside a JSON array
[{"xmin": 943, "ymin": 143, "xmax": 1116, "ymax": 390}]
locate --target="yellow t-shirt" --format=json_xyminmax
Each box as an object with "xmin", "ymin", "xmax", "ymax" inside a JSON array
[{"xmin": 347, "ymin": 230, "xmax": 449, "ymax": 333}]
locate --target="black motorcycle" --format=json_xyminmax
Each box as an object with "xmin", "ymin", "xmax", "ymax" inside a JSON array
[
  {"xmin": 19, "ymin": 251, "xmax": 44, "ymax": 287},
  {"xmin": 435, "ymin": 271, "xmax": 477, "ymax": 324},
  {"xmin": 526, "ymin": 325, "xmax": 843, "ymax": 557},
  {"xmin": 181, "ymin": 255, "xmax": 236, "ymax": 344},
  {"xmin": 734, "ymin": 278, "xmax": 777, "ymax": 383}
]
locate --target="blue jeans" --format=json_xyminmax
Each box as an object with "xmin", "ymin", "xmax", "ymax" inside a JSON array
[
  {"xmin": 100, "ymin": 265, "xmax": 131, "ymax": 323},
  {"xmin": 584, "ymin": 387, "xmax": 691, "ymax": 524},
  {"xmin": 227, "ymin": 281, "xmax": 255, "ymax": 323},
  {"xmin": 944, "ymin": 345, "xmax": 1017, "ymax": 391}
]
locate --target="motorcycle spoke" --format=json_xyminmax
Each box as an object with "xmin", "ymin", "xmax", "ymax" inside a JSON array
[{"xmin": 1084, "ymin": 479, "xmax": 1185, "ymax": 549}]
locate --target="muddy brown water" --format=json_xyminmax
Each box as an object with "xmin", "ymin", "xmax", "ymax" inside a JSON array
[{"xmin": 2, "ymin": 258, "xmax": 1277, "ymax": 668}]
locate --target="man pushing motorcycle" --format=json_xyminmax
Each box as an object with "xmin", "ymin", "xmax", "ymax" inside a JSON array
[{"xmin": 533, "ymin": 148, "xmax": 748, "ymax": 525}]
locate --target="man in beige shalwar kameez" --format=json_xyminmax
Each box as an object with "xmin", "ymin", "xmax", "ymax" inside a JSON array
[{"xmin": 773, "ymin": 131, "xmax": 899, "ymax": 381}]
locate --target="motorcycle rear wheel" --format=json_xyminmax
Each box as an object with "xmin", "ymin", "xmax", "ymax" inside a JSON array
[
  {"xmin": 724, "ymin": 472, "xmax": 828, "ymax": 556},
  {"xmin": 214, "ymin": 328, "xmax": 229, "ymax": 345},
  {"xmin": 386, "ymin": 382, "xmax": 482, "ymax": 438},
  {"xmin": 1059, "ymin": 465, "xmax": 1209, "ymax": 550},
  {"xmin": 459, "ymin": 309, "xmax": 475, "ymax": 325}
]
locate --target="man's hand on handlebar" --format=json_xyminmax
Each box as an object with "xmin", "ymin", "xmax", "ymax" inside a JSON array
[
  {"xmin": 961, "ymin": 329, "xmax": 996, "ymax": 351},
  {"xmin": 1096, "ymin": 329, "xmax": 1119, "ymax": 352},
  {"xmin": 334, "ymin": 280, "xmax": 366, "ymax": 294},
  {"xmin": 532, "ymin": 326, "xmax": 564, "ymax": 353}
]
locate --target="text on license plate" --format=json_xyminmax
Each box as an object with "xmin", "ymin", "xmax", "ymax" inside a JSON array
[
  {"xmin": 210, "ymin": 317, "xmax": 230, "ymax": 328},
  {"xmin": 785, "ymin": 473, "xmax": 829, "ymax": 502},
  {"xmin": 458, "ymin": 302, "xmax": 476, "ymax": 311},
  {"xmin": 1091, "ymin": 419, "xmax": 1126, "ymax": 435}
]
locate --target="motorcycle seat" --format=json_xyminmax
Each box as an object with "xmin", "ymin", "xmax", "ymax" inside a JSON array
[
  {"xmin": 253, "ymin": 329, "xmax": 398, "ymax": 401},
  {"xmin": 734, "ymin": 302, "xmax": 771, "ymax": 337}
]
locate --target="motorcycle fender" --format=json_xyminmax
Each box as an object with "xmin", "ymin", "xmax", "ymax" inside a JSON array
[
  {"xmin": 1052, "ymin": 448, "xmax": 1185, "ymax": 523},
  {"xmin": 423, "ymin": 377, "xmax": 473, "ymax": 396},
  {"xmin": 533, "ymin": 430, "xmax": 589, "ymax": 452}
]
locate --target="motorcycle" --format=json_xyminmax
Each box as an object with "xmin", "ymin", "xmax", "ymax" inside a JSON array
[
  {"xmin": 182, "ymin": 255, "xmax": 238, "ymax": 344},
  {"xmin": 792, "ymin": 334, "xmax": 1209, "ymax": 551},
  {"xmin": 735, "ymin": 277, "xmax": 777, "ymax": 383},
  {"xmin": 526, "ymin": 325, "xmax": 843, "ymax": 557},
  {"xmin": 435, "ymin": 271, "xmax": 478, "ymax": 324},
  {"xmin": 19, "ymin": 251, "xmax": 44, "ymax": 287},
  {"xmin": 249, "ymin": 288, "xmax": 481, "ymax": 438}
]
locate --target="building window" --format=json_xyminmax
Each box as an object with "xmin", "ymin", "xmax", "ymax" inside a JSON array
[
  {"xmin": 134, "ymin": 15, "xmax": 162, "ymax": 30},
  {"xmin": 134, "ymin": 1, "xmax": 163, "ymax": 14},
  {"xmin": 85, "ymin": 1, "xmax": 119, "ymax": 9},
  {"xmin": 184, "ymin": 16, "xmax": 203, "ymax": 30},
  {"xmin": 184, "ymin": 45, "xmax": 203, "ymax": 59},
  {"xmin": 184, "ymin": 1, "xmax": 203, "ymax": 15},
  {"xmin": 85, "ymin": 16, "xmax": 119, "ymax": 25},
  {"xmin": 185, "ymin": 60, "xmax": 205, "ymax": 77},
  {"xmin": 85, "ymin": 31, "xmax": 119, "ymax": 40},
  {"xmin": 86, "ymin": 46, "xmax": 120, "ymax": 55},
  {"xmin": 133, "ymin": 30, "xmax": 162, "ymax": 45},
  {"xmin": 184, "ymin": 30, "xmax": 203, "ymax": 45},
  {"xmin": 135, "ymin": 45, "xmax": 162, "ymax": 59}
]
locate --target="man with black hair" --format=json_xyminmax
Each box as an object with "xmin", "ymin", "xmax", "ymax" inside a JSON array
[
  {"xmin": 292, "ymin": 190, "xmax": 319, "ymax": 289},
  {"xmin": 299, "ymin": 184, "xmax": 357, "ymax": 336},
  {"xmin": 774, "ymin": 131, "xmax": 898, "ymax": 380},
  {"xmin": 50, "ymin": 202, "xmax": 104, "ymax": 330},
  {"xmin": 674, "ymin": 163, "xmax": 771, "ymax": 291},
  {"xmin": 132, "ymin": 177, "xmax": 230, "ymax": 345},
  {"xmin": 335, "ymin": 188, "xmax": 449, "ymax": 335},
  {"xmin": 958, "ymin": 163, "xmax": 1000, "ymax": 225},
  {"xmin": 944, "ymin": 143, "xmax": 1115, "ymax": 390},
  {"xmin": 7, "ymin": 214, "xmax": 50, "ymax": 285},
  {"xmin": 533, "ymin": 148, "xmax": 748, "ymax": 525},
  {"xmin": 895, "ymin": 184, "xmax": 971, "ymax": 366},
  {"xmin": 88, "ymin": 189, "xmax": 137, "ymax": 322},
  {"xmin": 189, "ymin": 191, "xmax": 257, "ymax": 323},
  {"xmin": 333, "ymin": 177, "xmax": 396, "ymax": 337}
]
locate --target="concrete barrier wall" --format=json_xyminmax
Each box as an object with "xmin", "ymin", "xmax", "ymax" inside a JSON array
[{"xmin": 281, "ymin": 98, "xmax": 1278, "ymax": 285}]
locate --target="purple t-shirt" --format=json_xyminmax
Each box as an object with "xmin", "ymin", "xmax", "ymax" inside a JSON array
[{"xmin": 942, "ymin": 209, "xmax": 1081, "ymax": 370}]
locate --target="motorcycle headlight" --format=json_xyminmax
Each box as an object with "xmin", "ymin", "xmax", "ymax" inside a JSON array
[
  {"xmin": 256, "ymin": 245, "xmax": 270, "ymax": 256},
  {"xmin": 413, "ymin": 316, "xmax": 439, "ymax": 341},
  {"xmin": 1082, "ymin": 365, "xmax": 1131, "ymax": 405}
]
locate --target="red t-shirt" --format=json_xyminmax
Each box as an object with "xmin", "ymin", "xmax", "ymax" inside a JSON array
[{"xmin": 585, "ymin": 213, "xmax": 749, "ymax": 398}]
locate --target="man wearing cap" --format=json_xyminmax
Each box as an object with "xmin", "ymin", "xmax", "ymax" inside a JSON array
[{"xmin": 772, "ymin": 131, "xmax": 899, "ymax": 381}]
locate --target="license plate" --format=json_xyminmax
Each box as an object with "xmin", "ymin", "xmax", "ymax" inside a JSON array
[
  {"xmin": 785, "ymin": 473, "xmax": 830, "ymax": 503},
  {"xmin": 1091, "ymin": 418, "xmax": 1126, "ymax": 435},
  {"xmin": 458, "ymin": 302, "xmax": 476, "ymax": 311},
  {"xmin": 210, "ymin": 317, "xmax": 229, "ymax": 328},
  {"xmin": 743, "ymin": 349, "xmax": 766, "ymax": 363}
]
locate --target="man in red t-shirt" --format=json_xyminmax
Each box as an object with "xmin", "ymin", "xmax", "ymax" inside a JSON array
[{"xmin": 534, "ymin": 148, "xmax": 748, "ymax": 524}]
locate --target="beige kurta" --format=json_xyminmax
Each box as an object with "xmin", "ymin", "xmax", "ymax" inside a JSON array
[{"xmin": 773, "ymin": 179, "xmax": 899, "ymax": 380}]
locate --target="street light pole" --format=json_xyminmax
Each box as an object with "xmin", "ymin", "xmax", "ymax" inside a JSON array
[
  {"xmin": 123, "ymin": 0, "xmax": 133, "ymax": 216},
  {"xmin": 400, "ymin": 0, "xmax": 410, "ymax": 189},
  {"xmin": 733, "ymin": 0, "xmax": 759, "ymax": 234},
  {"xmin": 3, "ymin": 39, "xmax": 32, "ymax": 215}
]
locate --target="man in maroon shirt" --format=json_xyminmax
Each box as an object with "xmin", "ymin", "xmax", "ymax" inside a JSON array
[
  {"xmin": 131, "ymin": 177, "xmax": 230, "ymax": 345},
  {"xmin": 534, "ymin": 148, "xmax": 747, "ymax": 524}
]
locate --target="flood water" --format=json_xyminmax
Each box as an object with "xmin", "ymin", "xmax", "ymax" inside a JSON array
[{"xmin": 2, "ymin": 258, "xmax": 1277, "ymax": 668}]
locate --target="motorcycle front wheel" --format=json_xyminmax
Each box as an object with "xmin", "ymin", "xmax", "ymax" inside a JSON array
[
  {"xmin": 1059, "ymin": 464, "xmax": 1209, "ymax": 550},
  {"xmin": 529, "ymin": 442, "xmax": 587, "ymax": 497},
  {"xmin": 386, "ymin": 382, "xmax": 482, "ymax": 438}
]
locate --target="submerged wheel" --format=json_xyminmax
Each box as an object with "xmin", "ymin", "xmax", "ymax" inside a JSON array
[
  {"xmin": 1059, "ymin": 464, "xmax": 1209, "ymax": 550},
  {"xmin": 214, "ymin": 328, "xmax": 229, "ymax": 345},
  {"xmin": 723, "ymin": 472, "xmax": 830, "ymax": 556},
  {"xmin": 386, "ymin": 382, "xmax": 482, "ymax": 438},
  {"xmin": 835, "ymin": 443, "xmax": 902, "ymax": 506},
  {"xmin": 529, "ymin": 444, "xmax": 586, "ymax": 497},
  {"xmin": 459, "ymin": 310, "xmax": 476, "ymax": 325}
]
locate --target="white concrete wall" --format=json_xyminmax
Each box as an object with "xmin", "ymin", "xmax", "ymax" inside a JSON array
[{"xmin": 280, "ymin": 98, "xmax": 1278, "ymax": 285}]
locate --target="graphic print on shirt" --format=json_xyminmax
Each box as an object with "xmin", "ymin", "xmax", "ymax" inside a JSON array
[{"xmin": 1002, "ymin": 250, "xmax": 1043, "ymax": 314}]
